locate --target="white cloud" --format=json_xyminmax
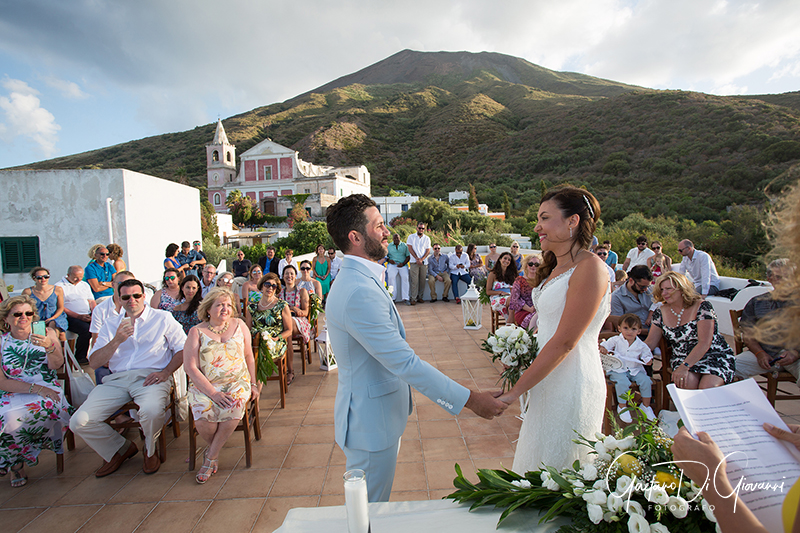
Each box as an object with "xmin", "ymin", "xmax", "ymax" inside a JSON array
[
  {"xmin": 42, "ymin": 75, "xmax": 89, "ymax": 99},
  {"xmin": 0, "ymin": 79, "xmax": 60, "ymax": 156}
]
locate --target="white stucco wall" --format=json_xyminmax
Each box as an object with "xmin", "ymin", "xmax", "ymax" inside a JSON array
[{"xmin": 0, "ymin": 169, "xmax": 200, "ymax": 290}]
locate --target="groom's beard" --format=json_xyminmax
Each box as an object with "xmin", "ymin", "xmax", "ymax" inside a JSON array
[{"xmin": 365, "ymin": 234, "xmax": 387, "ymax": 262}]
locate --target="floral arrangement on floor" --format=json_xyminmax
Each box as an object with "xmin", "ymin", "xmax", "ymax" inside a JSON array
[
  {"xmin": 448, "ymin": 400, "xmax": 717, "ymax": 532},
  {"xmin": 481, "ymin": 325, "xmax": 539, "ymax": 391}
]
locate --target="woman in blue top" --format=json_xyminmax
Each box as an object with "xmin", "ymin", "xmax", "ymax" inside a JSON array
[
  {"xmin": 21, "ymin": 267, "xmax": 68, "ymax": 334},
  {"xmin": 84, "ymin": 244, "xmax": 116, "ymax": 299}
]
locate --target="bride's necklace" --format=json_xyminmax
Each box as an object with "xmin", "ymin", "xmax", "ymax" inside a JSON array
[
  {"xmin": 208, "ymin": 321, "xmax": 230, "ymax": 335},
  {"xmin": 668, "ymin": 305, "xmax": 686, "ymax": 325}
]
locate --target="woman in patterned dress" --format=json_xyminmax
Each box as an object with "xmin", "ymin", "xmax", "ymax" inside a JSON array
[
  {"xmin": 0, "ymin": 296, "xmax": 72, "ymax": 488},
  {"xmin": 246, "ymin": 273, "xmax": 295, "ymax": 387},
  {"xmin": 279, "ymin": 265, "xmax": 314, "ymax": 347},
  {"xmin": 185, "ymin": 288, "xmax": 256, "ymax": 483},
  {"xmin": 298, "ymin": 260, "xmax": 323, "ymax": 299},
  {"xmin": 150, "ymin": 268, "xmax": 182, "ymax": 311},
  {"xmin": 509, "ymin": 254, "xmax": 541, "ymax": 330},
  {"xmin": 485, "ymin": 252, "xmax": 518, "ymax": 320},
  {"xmin": 645, "ymin": 271, "xmax": 735, "ymax": 388},
  {"xmin": 239, "ymin": 264, "xmax": 263, "ymax": 303},
  {"xmin": 467, "ymin": 244, "xmax": 487, "ymax": 281},
  {"xmin": 171, "ymin": 275, "xmax": 203, "ymax": 334}
]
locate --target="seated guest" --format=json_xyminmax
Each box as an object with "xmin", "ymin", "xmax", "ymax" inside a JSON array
[
  {"xmin": 484, "ymin": 243, "xmax": 500, "ymax": 271},
  {"xmin": 240, "ymin": 264, "xmax": 263, "ymax": 302},
  {"xmin": 594, "ymin": 245, "xmax": 616, "ymax": 289},
  {"xmin": 164, "ymin": 243, "xmax": 187, "ymax": 276},
  {"xmin": 277, "ymin": 249, "xmax": 295, "ymax": 278},
  {"xmin": 427, "ymin": 244, "xmax": 452, "ymax": 302},
  {"xmin": 185, "ymin": 288, "xmax": 257, "ymax": 483},
  {"xmin": 245, "ymin": 273, "xmax": 294, "ymax": 387},
  {"xmin": 603, "ymin": 240, "xmax": 618, "ymax": 269},
  {"xmin": 734, "ymin": 259, "xmax": 798, "ymax": 380},
  {"xmin": 448, "ymin": 244, "xmax": 472, "ymax": 304},
  {"xmin": 510, "ymin": 255, "xmax": 540, "ymax": 331},
  {"xmin": 188, "ymin": 240, "xmax": 207, "ymax": 277},
  {"xmin": 279, "ymin": 265, "xmax": 314, "ymax": 352},
  {"xmin": 90, "ymin": 271, "xmax": 135, "ymax": 384},
  {"xmin": 600, "ymin": 313, "xmax": 654, "ymax": 422},
  {"xmin": 257, "ymin": 246, "xmax": 280, "ymax": 275},
  {"xmin": 467, "ymin": 243, "xmax": 487, "ymax": 281},
  {"xmin": 622, "ymin": 236, "xmax": 654, "ymax": 273},
  {"xmin": 22, "ymin": 267, "xmax": 68, "ymax": 337},
  {"xmin": 215, "ymin": 272, "xmax": 240, "ymax": 311},
  {"xmin": 646, "ymin": 241, "xmax": 672, "ymax": 279},
  {"xmin": 55, "ymin": 265, "xmax": 96, "ymax": 365},
  {"xmin": 674, "ymin": 239, "xmax": 720, "ymax": 297},
  {"xmin": 200, "ymin": 264, "xmax": 217, "ymax": 298},
  {"xmin": 85, "ymin": 244, "xmax": 116, "ymax": 301},
  {"xmin": 71, "ymin": 279, "xmax": 186, "ymax": 476},
  {"xmin": 644, "ymin": 272, "xmax": 735, "ymax": 389},
  {"xmin": 328, "ymin": 248, "xmax": 342, "ymax": 283},
  {"xmin": 486, "ymin": 252, "xmax": 517, "ymax": 319},
  {"xmin": 610, "ymin": 265, "xmax": 653, "ymax": 333},
  {"xmin": 298, "ymin": 260, "xmax": 323, "ymax": 299},
  {"xmin": 172, "ymin": 275, "xmax": 203, "ymax": 334},
  {"xmin": 612, "ymin": 269, "xmax": 627, "ymax": 292},
  {"xmin": 107, "ymin": 244, "xmax": 126, "ymax": 275},
  {"xmin": 232, "ymin": 250, "xmax": 251, "ymax": 279},
  {"xmin": 150, "ymin": 268, "xmax": 182, "ymax": 311},
  {"xmin": 0, "ymin": 296, "xmax": 72, "ymax": 488},
  {"xmin": 509, "ymin": 241, "xmax": 523, "ymax": 271}
]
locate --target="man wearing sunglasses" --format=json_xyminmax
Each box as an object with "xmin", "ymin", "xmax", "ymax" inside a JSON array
[
  {"xmin": 609, "ymin": 265, "xmax": 654, "ymax": 334},
  {"xmin": 328, "ymin": 248, "xmax": 342, "ymax": 283},
  {"xmin": 72, "ymin": 278, "xmax": 186, "ymax": 477},
  {"xmin": 622, "ymin": 236, "xmax": 654, "ymax": 273},
  {"xmin": 85, "ymin": 246, "xmax": 116, "ymax": 301},
  {"xmin": 674, "ymin": 239, "xmax": 720, "ymax": 297}
]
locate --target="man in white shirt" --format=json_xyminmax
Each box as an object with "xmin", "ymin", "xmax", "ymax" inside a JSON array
[
  {"xmin": 406, "ymin": 223, "xmax": 431, "ymax": 304},
  {"xmin": 55, "ymin": 265, "xmax": 96, "ymax": 364},
  {"xmin": 328, "ymin": 248, "xmax": 342, "ymax": 282},
  {"xmin": 277, "ymin": 249, "xmax": 296, "ymax": 278},
  {"xmin": 200, "ymin": 264, "xmax": 217, "ymax": 297},
  {"xmin": 622, "ymin": 236, "xmax": 655, "ymax": 272},
  {"xmin": 674, "ymin": 239, "xmax": 720, "ymax": 297},
  {"xmin": 71, "ymin": 278, "xmax": 186, "ymax": 477},
  {"xmin": 448, "ymin": 244, "xmax": 472, "ymax": 304}
]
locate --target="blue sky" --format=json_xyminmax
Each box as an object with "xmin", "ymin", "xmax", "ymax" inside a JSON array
[{"xmin": 1, "ymin": 0, "xmax": 799, "ymax": 170}]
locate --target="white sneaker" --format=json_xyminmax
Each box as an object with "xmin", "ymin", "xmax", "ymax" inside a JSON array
[
  {"xmin": 642, "ymin": 406, "xmax": 656, "ymax": 420},
  {"xmin": 617, "ymin": 405, "xmax": 632, "ymax": 423}
]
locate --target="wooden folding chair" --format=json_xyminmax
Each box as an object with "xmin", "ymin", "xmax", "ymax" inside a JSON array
[
  {"xmin": 253, "ymin": 333, "xmax": 287, "ymax": 408},
  {"xmin": 187, "ymin": 395, "xmax": 261, "ymax": 469},
  {"xmin": 490, "ymin": 308, "xmax": 505, "ymax": 333},
  {"xmin": 730, "ymin": 309, "xmax": 800, "ymax": 406}
]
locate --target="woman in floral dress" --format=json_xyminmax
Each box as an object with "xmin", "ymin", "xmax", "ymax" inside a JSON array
[
  {"xmin": 172, "ymin": 275, "xmax": 203, "ymax": 334},
  {"xmin": 0, "ymin": 296, "xmax": 73, "ymax": 488},
  {"xmin": 150, "ymin": 268, "xmax": 182, "ymax": 311},
  {"xmin": 509, "ymin": 255, "xmax": 541, "ymax": 330},
  {"xmin": 279, "ymin": 265, "xmax": 314, "ymax": 345},
  {"xmin": 245, "ymin": 273, "xmax": 295, "ymax": 386},
  {"xmin": 185, "ymin": 288, "xmax": 256, "ymax": 483},
  {"xmin": 485, "ymin": 252, "xmax": 518, "ymax": 320}
]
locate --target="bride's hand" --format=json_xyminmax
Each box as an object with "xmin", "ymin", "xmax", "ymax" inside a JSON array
[{"xmin": 497, "ymin": 391, "xmax": 516, "ymax": 404}]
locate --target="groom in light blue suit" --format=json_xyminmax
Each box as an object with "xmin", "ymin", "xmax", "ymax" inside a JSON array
[{"xmin": 326, "ymin": 195, "xmax": 507, "ymax": 502}]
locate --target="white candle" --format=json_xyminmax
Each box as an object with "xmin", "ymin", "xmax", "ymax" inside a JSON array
[{"xmin": 343, "ymin": 469, "xmax": 370, "ymax": 533}]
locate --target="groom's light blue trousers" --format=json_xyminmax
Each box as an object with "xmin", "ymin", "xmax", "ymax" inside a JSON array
[{"xmin": 342, "ymin": 438, "xmax": 401, "ymax": 502}]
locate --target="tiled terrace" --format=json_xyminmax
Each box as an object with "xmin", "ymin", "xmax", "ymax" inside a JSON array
[
  {"xmin": 0, "ymin": 302, "xmax": 523, "ymax": 533},
  {"xmin": 4, "ymin": 302, "xmax": 800, "ymax": 532}
]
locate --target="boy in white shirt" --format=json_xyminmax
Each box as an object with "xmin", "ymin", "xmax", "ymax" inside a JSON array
[{"xmin": 600, "ymin": 313, "xmax": 655, "ymax": 422}]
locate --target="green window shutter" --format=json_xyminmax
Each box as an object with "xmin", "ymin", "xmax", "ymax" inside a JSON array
[{"xmin": 0, "ymin": 237, "xmax": 40, "ymax": 273}]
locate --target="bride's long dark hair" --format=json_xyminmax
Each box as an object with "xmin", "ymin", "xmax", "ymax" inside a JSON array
[{"xmin": 532, "ymin": 187, "xmax": 601, "ymax": 287}]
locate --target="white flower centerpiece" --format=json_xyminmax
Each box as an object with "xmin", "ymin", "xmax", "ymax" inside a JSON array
[
  {"xmin": 448, "ymin": 398, "xmax": 718, "ymax": 532},
  {"xmin": 481, "ymin": 325, "xmax": 539, "ymax": 392}
]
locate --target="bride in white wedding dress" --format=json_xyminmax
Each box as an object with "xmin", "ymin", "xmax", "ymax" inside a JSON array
[{"xmin": 499, "ymin": 187, "xmax": 610, "ymax": 474}]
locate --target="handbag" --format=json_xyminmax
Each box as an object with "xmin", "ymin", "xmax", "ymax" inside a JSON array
[{"xmin": 64, "ymin": 341, "xmax": 95, "ymax": 407}]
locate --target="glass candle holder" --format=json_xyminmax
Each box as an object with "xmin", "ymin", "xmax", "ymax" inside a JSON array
[{"xmin": 343, "ymin": 469, "xmax": 370, "ymax": 533}]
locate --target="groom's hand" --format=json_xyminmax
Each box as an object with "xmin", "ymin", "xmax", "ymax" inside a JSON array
[{"xmin": 465, "ymin": 390, "xmax": 508, "ymax": 419}]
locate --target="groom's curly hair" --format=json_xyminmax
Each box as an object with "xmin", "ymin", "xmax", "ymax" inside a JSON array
[{"xmin": 326, "ymin": 194, "xmax": 377, "ymax": 253}]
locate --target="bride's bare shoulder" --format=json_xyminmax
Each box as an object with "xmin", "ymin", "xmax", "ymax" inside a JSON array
[{"xmin": 572, "ymin": 251, "xmax": 610, "ymax": 283}]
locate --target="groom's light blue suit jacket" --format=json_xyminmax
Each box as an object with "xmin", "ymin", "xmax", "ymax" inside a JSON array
[{"xmin": 327, "ymin": 256, "xmax": 471, "ymax": 452}]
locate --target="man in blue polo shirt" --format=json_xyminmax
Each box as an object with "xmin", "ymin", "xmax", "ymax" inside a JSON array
[{"xmin": 85, "ymin": 245, "xmax": 116, "ymax": 301}]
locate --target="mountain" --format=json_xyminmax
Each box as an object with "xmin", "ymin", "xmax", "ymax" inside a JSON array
[{"xmin": 8, "ymin": 50, "xmax": 800, "ymax": 223}]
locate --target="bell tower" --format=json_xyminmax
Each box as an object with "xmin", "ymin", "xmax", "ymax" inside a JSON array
[{"xmin": 206, "ymin": 118, "xmax": 236, "ymax": 211}]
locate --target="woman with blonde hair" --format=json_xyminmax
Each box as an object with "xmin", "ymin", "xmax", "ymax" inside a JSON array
[
  {"xmin": 644, "ymin": 271, "xmax": 734, "ymax": 389},
  {"xmin": 185, "ymin": 288, "xmax": 256, "ymax": 483},
  {"xmin": 107, "ymin": 244, "xmax": 126, "ymax": 274}
]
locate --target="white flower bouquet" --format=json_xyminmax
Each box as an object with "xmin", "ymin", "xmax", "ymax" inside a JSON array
[
  {"xmin": 481, "ymin": 325, "xmax": 539, "ymax": 392},
  {"xmin": 448, "ymin": 400, "xmax": 717, "ymax": 531}
]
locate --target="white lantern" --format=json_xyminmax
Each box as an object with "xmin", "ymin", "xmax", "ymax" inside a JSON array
[
  {"xmin": 316, "ymin": 330, "xmax": 338, "ymax": 371},
  {"xmin": 461, "ymin": 280, "xmax": 483, "ymax": 330}
]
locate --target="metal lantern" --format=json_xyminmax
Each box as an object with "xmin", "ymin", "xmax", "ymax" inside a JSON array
[
  {"xmin": 461, "ymin": 280, "xmax": 483, "ymax": 330},
  {"xmin": 316, "ymin": 329, "xmax": 338, "ymax": 371}
]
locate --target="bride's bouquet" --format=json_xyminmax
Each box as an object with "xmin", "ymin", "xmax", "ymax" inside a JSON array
[
  {"xmin": 481, "ymin": 325, "xmax": 539, "ymax": 392},
  {"xmin": 448, "ymin": 399, "xmax": 717, "ymax": 531}
]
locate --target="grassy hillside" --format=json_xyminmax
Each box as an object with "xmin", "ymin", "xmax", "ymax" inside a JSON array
[{"xmin": 9, "ymin": 51, "xmax": 800, "ymax": 224}]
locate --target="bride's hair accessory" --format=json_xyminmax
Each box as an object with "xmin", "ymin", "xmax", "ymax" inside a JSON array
[{"xmin": 583, "ymin": 196, "xmax": 595, "ymax": 219}]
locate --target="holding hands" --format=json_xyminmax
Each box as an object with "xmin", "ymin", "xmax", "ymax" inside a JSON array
[{"xmin": 465, "ymin": 390, "xmax": 508, "ymax": 419}]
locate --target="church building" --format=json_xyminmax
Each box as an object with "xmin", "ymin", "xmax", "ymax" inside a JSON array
[{"xmin": 206, "ymin": 119, "xmax": 371, "ymax": 216}]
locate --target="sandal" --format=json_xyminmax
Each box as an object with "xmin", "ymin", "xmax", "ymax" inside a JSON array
[
  {"xmin": 0, "ymin": 467, "xmax": 7, "ymax": 476},
  {"xmin": 195, "ymin": 451, "xmax": 218, "ymax": 484},
  {"xmin": 10, "ymin": 464, "xmax": 27, "ymax": 488},
  {"xmin": 285, "ymin": 371, "xmax": 295, "ymax": 387}
]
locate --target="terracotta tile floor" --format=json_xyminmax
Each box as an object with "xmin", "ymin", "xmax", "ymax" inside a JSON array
[{"xmin": 4, "ymin": 302, "xmax": 799, "ymax": 532}]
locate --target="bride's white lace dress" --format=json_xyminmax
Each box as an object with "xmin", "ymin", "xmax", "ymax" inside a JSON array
[{"xmin": 511, "ymin": 266, "xmax": 610, "ymax": 474}]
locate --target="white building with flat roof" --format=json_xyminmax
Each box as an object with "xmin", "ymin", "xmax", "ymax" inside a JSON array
[{"xmin": 372, "ymin": 195, "xmax": 419, "ymax": 223}]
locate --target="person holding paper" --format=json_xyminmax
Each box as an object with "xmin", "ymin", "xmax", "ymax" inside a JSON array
[{"xmin": 644, "ymin": 271, "xmax": 735, "ymax": 389}]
